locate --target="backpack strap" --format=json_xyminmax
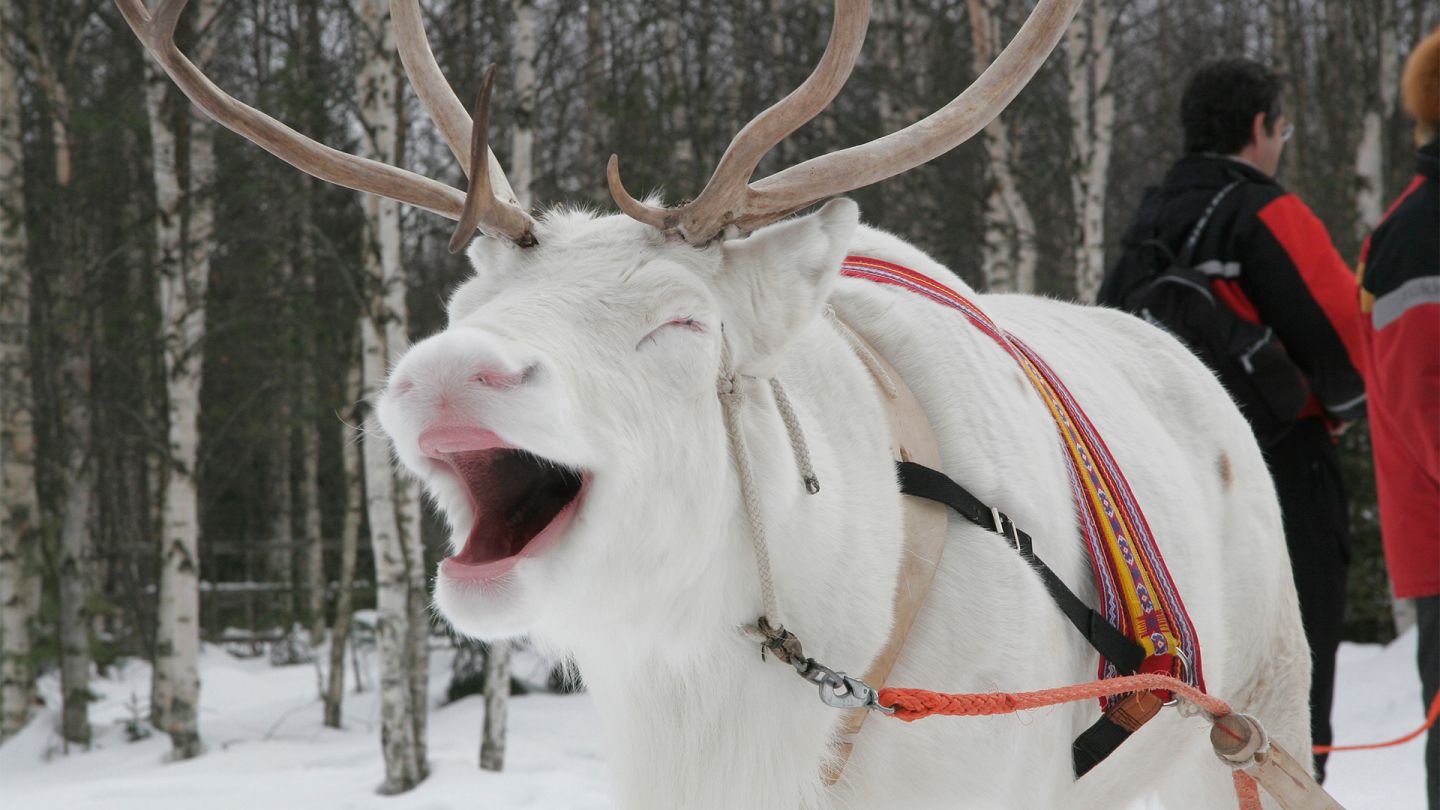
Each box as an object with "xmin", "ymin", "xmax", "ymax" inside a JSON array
[{"xmin": 1175, "ymin": 180, "xmax": 1244, "ymax": 268}]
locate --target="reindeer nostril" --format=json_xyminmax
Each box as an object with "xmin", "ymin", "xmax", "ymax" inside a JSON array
[{"xmin": 470, "ymin": 363, "xmax": 538, "ymax": 389}]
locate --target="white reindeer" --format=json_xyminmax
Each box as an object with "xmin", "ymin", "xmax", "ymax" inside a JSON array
[{"xmin": 124, "ymin": 0, "xmax": 1312, "ymax": 807}]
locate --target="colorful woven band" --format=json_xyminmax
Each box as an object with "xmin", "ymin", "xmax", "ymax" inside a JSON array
[{"xmin": 841, "ymin": 255, "xmax": 1206, "ymax": 705}]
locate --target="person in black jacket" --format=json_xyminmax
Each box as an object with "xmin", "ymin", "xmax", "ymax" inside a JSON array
[{"xmin": 1100, "ymin": 58, "xmax": 1367, "ymax": 783}]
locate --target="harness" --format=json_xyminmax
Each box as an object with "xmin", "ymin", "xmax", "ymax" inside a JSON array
[{"xmin": 724, "ymin": 255, "xmax": 1208, "ymax": 782}]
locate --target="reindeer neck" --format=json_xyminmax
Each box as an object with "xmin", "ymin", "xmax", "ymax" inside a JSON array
[{"xmin": 559, "ymin": 315, "xmax": 906, "ymax": 810}]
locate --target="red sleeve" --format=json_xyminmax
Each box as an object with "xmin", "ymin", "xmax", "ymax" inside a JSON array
[
  {"xmin": 1370, "ymin": 300, "xmax": 1440, "ymax": 479},
  {"xmin": 1257, "ymin": 196, "xmax": 1368, "ymax": 372},
  {"xmin": 1238, "ymin": 194, "xmax": 1368, "ymax": 420}
]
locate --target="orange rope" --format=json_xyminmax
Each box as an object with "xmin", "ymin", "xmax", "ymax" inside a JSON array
[
  {"xmin": 877, "ymin": 674, "xmax": 1256, "ymax": 810},
  {"xmin": 878, "ymin": 672, "xmax": 1233, "ymax": 723},
  {"xmin": 877, "ymin": 671, "xmax": 1435, "ymax": 807},
  {"xmin": 1313, "ymin": 689, "xmax": 1440, "ymax": 754}
]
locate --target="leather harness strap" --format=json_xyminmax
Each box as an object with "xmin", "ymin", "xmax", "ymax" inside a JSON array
[
  {"xmin": 821, "ymin": 319, "xmax": 948, "ymax": 785},
  {"xmin": 823, "ymin": 317, "xmax": 1152, "ymax": 784}
]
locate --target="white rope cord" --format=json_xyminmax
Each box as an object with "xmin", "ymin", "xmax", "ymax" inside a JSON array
[
  {"xmin": 718, "ymin": 338, "xmax": 783, "ymax": 628},
  {"xmin": 769, "ymin": 378, "xmax": 820, "ymax": 494},
  {"xmin": 825, "ymin": 306, "xmax": 897, "ymax": 399}
]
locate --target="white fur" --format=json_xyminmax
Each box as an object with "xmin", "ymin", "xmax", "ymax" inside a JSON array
[{"xmin": 375, "ymin": 199, "xmax": 1310, "ymax": 809}]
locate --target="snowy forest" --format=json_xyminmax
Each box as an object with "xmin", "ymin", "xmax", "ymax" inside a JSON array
[{"xmin": 0, "ymin": 0, "xmax": 1437, "ymax": 807}]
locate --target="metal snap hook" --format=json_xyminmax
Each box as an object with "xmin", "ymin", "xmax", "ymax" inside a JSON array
[{"xmin": 818, "ymin": 672, "xmax": 895, "ymax": 714}]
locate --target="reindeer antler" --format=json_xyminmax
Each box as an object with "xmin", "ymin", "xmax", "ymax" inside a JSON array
[
  {"xmin": 609, "ymin": 0, "xmax": 1082, "ymax": 245},
  {"xmin": 450, "ymin": 66, "xmax": 536, "ymax": 252},
  {"xmin": 389, "ymin": 1, "xmax": 527, "ymax": 218},
  {"xmin": 115, "ymin": 0, "xmax": 537, "ymax": 247}
]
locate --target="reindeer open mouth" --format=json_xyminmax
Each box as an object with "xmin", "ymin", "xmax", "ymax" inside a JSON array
[{"xmin": 422, "ymin": 428, "xmax": 587, "ymax": 582}]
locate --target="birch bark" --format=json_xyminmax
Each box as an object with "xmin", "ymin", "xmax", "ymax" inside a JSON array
[
  {"xmin": 27, "ymin": 0, "xmax": 92, "ymax": 748},
  {"xmin": 270, "ymin": 405, "xmax": 295, "ymax": 624},
  {"xmin": 1269, "ymin": 0, "xmax": 1307, "ymax": 182},
  {"xmin": 1354, "ymin": 0, "xmax": 1397, "ymax": 237},
  {"xmin": 297, "ymin": 2, "xmax": 326, "ymax": 650},
  {"xmin": 1067, "ymin": 0, "xmax": 1114, "ymax": 303},
  {"xmin": 356, "ymin": 0, "xmax": 426, "ymax": 791},
  {"xmin": 301, "ymin": 378, "xmax": 325, "ymax": 646},
  {"xmin": 969, "ymin": 0, "xmax": 1037, "ymax": 293},
  {"xmin": 323, "ymin": 363, "xmax": 363, "ymax": 729},
  {"xmin": 57, "ymin": 378, "xmax": 93, "ymax": 752},
  {"xmin": 0, "ymin": 2, "xmax": 40, "ymax": 741},
  {"xmin": 145, "ymin": 0, "xmax": 215, "ymax": 760},
  {"xmin": 580, "ymin": 0, "xmax": 606, "ymax": 189},
  {"xmin": 480, "ymin": 0, "xmax": 538, "ymax": 772},
  {"xmin": 660, "ymin": 9, "xmax": 693, "ymax": 169}
]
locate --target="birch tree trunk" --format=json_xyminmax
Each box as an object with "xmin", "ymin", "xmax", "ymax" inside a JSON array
[
  {"xmin": 0, "ymin": 10, "xmax": 41, "ymax": 741},
  {"xmin": 58, "ymin": 385, "xmax": 93, "ymax": 751},
  {"xmin": 356, "ymin": 0, "xmax": 426, "ymax": 792},
  {"xmin": 323, "ymin": 363, "xmax": 363, "ymax": 729},
  {"xmin": 398, "ymin": 462, "xmax": 428, "ymax": 772},
  {"xmin": 969, "ymin": 0, "xmax": 1037, "ymax": 293},
  {"xmin": 1067, "ymin": 0, "xmax": 1115, "ymax": 303},
  {"xmin": 480, "ymin": 0, "xmax": 538, "ymax": 773},
  {"xmin": 1354, "ymin": 0, "xmax": 1397, "ymax": 237},
  {"xmin": 29, "ymin": 1, "xmax": 92, "ymax": 749},
  {"xmin": 270, "ymin": 410, "xmax": 295, "ymax": 626},
  {"xmin": 297, "ymin": 3, "xmax": 326, "ymax": 650},
  {"xmin": 145, "ymin": 0, "xmax": 215, "ymax": 759},
  {"xmin": 660, "ymin": 9, "xmax": 693, "ymax": 170},
  {"xmin": 873, "ymin": 0, "xmax": 903, "ymax": 135},
  {"xmin": 56, "ymin": 176, "xmax": 92, "ymax": 751},
  {"xmin": 301, "ymin": 393, "xmax": 325, "ymax": 646},
  {"xmin": 579, "ymin": 0, "xmax": 606, "ymax": 189},
  {"xmin": 1269, "ymin": 0, "xmax": 1306, "ymax": 183}
]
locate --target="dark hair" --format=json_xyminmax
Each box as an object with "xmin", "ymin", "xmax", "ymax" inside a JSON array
[{"xmin": 1180, "ymin": 58, "xmax": 1283, "ymax": 155}]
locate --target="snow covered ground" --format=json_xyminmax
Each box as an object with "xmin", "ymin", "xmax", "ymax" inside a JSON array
[{"xmin": 1, "ymin": 630, "xmax": 1427, "ymax": 809}]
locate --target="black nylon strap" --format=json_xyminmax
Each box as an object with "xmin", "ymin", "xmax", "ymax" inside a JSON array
[
  {"xmin": 1176, "ymin": 180, "xmax": 1243, "ymax": 267},
  {"xmin": 895, "ymin": 461, "xmax": 1146, "ymax": 677}
]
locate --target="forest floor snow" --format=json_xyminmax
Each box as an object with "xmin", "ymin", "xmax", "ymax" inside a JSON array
[{"xmin": 0, "ymin": 629, "xmax": 1427, "ymax": 809}]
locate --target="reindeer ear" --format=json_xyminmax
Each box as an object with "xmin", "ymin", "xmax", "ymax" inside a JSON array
[{"xmin": 717, "ymin": 198, "xmax": 859, "ymax": 375}]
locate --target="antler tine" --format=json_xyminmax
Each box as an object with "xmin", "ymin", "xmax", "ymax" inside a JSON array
[
  {"xmin": 743, "ymin": 0, "xmax": 1083, "ymax": 227},
  {"xmin": 116, "ymin": 0, "xmax": 466, "ymax": 221},
  {"xmin": 448, "ymin": 65, "xmax": 537, "ymax": 252},
  {"xmin": 388, "ymin": 0, "xmax": 519, "ymax": 205},
  {"xmin": 608, "ymin": 0, "xmax": 871, "ymax": 244}
]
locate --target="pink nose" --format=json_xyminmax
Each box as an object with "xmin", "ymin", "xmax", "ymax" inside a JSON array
[{"xmin": 418, "ymin": 425, "xmax": 513, "ymax": 458}]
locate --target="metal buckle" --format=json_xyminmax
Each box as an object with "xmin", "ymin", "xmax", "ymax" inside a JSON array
[{"xmin": 990, "ymin": 506, "xmax": 1015, "ymax": 544}]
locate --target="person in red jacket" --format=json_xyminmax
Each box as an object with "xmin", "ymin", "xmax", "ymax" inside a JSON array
[
  {"xmin": 1101, "ymin": 58, "xmax": 1367, "ymax": 782},
  {"xmin": 1358, "ymin": 28, "xmax": 1440, "ymax": 809}
]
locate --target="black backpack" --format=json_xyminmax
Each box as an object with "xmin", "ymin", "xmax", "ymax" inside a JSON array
[{"xmin": 1117, "ymin": 181, "xmax": 1310, "ymax": 448}]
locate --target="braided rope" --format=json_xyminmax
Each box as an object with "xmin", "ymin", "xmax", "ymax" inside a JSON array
[
  {"xmin": 770, "ymin": 378, "xmax": 820, "ymax": 494},
  {"xmin": 823, "ymin": 306, "xmax": 897, "ymax": 398},
  {"xmin": 879, "ymin": 673, "xmax": 1272, "ymax": 809},
  {"xmin": 878, "ymin": 672, "xmax": 1234, "ymax": 723},
  {"xmin": 718, "ymin": 339, "xmax": 782, "ymax": 627}
]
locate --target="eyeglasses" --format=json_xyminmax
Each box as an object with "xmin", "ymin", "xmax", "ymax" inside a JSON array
[{"xmin": 1280, "ymin": 123, "xmax": 1294, "ymax": 142}]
